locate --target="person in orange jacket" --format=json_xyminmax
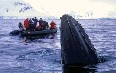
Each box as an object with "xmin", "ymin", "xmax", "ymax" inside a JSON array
[
  {"xmin": 50, "ymin": 21, "xmax": 56, "ymax": 29},
  {"xmin": 24, "ymin": 18, "xmax": 29, "ymax": 30}
]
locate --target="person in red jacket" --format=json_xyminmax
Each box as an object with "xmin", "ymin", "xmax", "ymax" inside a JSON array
[
  {"xmin": 50, "ymin": 21, "xmax": 56, "ymax": 29},
  {"xmin": 24, "ymin": 18, "xmax": 29, "ymax": 30}
]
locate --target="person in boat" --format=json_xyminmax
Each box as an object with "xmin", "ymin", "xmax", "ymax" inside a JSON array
[
  {"xmin": 41, "ymin": 21, "xmax": 45, "ymax": 30},
  {"xmin": 29, "ymin": 18, "xmax": 35, "ymax": 31},
  {"xmin": 45, "ymin": 21, "xmax": 49, "ymax": 29},
  {"xmin": 18, "ymin": 22, "xmax": 24, "ymax": 31},
  {"xmin": 24, "ymin": 18, "xmax": 29, "ymax": 31},
  {"xmin": 33, "ymin": 17, "xmax": 38, "ymax": 26},
  {"xmin": 35, "ymin": 21, "xmax": 40, "ymax": 31},
  {"xmin": 38, "ymin": 18, "xmax": 44, "ymax": 30},
  {"xmin": 50, "ymin": 21, "xmax": 56, "ymax": 29},
  {"xmin": 32, "ymin": 17, "xmax": 39, "ymax": 30},
  {"xmin": 42, "ymin": 21, "xmax": 49, "ymax": 30}
]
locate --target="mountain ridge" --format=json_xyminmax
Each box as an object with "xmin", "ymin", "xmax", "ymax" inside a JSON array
[{"xmin": 0, "ymin": 0, "xmax": 52, "ymax": 19}]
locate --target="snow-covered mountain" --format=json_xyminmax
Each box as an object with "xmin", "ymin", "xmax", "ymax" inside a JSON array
[
  {"xmin": 68, "ymin": 11, "xmax": 94, "ymax": 19},
  {"xmin": 0, "ymin": 0, "xmax": 53, "ymax": 19},
  {"xmin": 0, "ymin": 0, "xmax": 99, "ymax": 19}
]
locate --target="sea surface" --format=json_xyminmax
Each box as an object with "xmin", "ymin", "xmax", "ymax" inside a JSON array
[{"xmin": 0, "ymin": 19, "xmax": 116, "ymax": 73}]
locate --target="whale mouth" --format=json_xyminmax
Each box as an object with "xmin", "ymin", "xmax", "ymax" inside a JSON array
[{"xmin": 60, "ymin": 15, "xmax": 98, "ymax": 66}]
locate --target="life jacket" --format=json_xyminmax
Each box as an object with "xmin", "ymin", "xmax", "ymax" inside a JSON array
[
  {"xmin": 50, "ymin": 21, "xmax": 56, "ymax": 29},
  {"xmin": 24, "ymin": 18, "xmax": 29, "ymax": 29}
]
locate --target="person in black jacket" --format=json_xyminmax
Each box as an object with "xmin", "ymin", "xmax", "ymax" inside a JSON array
[
  {"xmin": 38, "ymin": 18, "xmax": 44, "ymax": 30},
  {"xmin": 43, "ymin": 21, "xmax": 49, "ymax": 29},
  {"xmin": 29, "ymin": 18, "xmax": 34, "ymax": 31},
  {"xmin": 18, "ymin": 22, "xmax": 24, "ymax": 31},
  {"xmin": 33, "ymin": 17, "xmax": 38, "ymax": 29}
]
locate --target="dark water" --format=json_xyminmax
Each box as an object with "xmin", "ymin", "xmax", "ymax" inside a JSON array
[{"xmin": 0, "ymin": 19, "xmax": 116, "ymax": 73}]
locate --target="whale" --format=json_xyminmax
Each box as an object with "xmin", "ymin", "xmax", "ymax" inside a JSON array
[{"xmin": 60, "ymin": 14, "xmax": 98, "ymax": 66}]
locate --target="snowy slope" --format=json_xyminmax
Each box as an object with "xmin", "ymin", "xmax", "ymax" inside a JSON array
[{"xmin": 0, "ymin": 0, "xmax": 48, "ymax": 18}]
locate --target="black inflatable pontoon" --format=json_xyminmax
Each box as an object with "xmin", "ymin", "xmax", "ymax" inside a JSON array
[
  {"xmin": 21, "ymin": 29, "xmax": 57, "ymax": 36},
  {"xmin": 60, "ymin": 14, "xmax": 98, "ymax": 66},
  {"xmin": 10, "ymin": 29, "xmax": 57, "ymax": 36}
]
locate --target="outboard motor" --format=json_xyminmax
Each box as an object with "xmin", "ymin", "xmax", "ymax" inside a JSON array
[{"xmin": 60, "ymin": 14, "xmax": 98, "ymax": 66}]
